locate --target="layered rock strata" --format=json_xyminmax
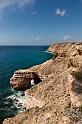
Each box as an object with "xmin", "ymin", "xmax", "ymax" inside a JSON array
[
  {"xmin": 10, "ymin": 71, "xmax": 42, "ymax": 90},
  {"xmin": 3, "ymin": 42, "xmax": 82, "ymax": 124}
]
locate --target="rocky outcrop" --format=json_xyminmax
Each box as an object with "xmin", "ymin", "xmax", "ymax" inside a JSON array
[
  {"xmin": 3, "ymin": 42, "xmax": 82, "ymax": 124},
  {"xmin": 10, "ymin": 71, "xmax": 42, "ymax": 90}
]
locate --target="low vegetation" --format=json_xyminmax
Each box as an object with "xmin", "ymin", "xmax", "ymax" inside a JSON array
[{"xmin": 72, "ymin": 68, "xmax": 82, "ymax": 82}]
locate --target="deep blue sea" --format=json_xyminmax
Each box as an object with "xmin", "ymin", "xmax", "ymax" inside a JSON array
[{"xmin": 0, "ymin": 46, "xmax": 53, "ymax": 123}]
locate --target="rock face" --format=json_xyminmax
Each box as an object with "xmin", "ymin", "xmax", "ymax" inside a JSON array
[
  {"xmin": 3, "ymin": 42, "xmax": 82, "ymax": 124},
  {"xmin": 10, "ymin": 71, "xmax": 42, "ymax": 90}
]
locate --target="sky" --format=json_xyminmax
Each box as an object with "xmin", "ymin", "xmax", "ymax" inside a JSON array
[{"xmin": 0, "ymin": 0, "xmax": 82, "ymax": 45}]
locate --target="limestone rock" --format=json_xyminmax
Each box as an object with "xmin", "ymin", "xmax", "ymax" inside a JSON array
[
  {"xmin": 3, "ymin": 42, "xmax": 82, "ymax": 124},
  {"xmin": 10, "ymin": 71, "xmax": 41, "ymax": 90}
]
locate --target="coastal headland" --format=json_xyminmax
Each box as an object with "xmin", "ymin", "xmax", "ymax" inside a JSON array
[{"xmin": 3, "ymin": 42, "xmax": 82, "ymax": 124}]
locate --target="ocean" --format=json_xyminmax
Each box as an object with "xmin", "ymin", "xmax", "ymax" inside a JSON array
[{"xmin": 0, "ymin": 46, "xmax": 53, "ymax": 123}]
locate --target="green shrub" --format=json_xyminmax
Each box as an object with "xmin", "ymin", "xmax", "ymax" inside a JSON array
[
  {"xmin": 79, "ymin": 104, "xmax": 82, "ymax": 113},
  {"xmin": 72, "ymin": 69, "xmax": 82, "ymax": 82}
]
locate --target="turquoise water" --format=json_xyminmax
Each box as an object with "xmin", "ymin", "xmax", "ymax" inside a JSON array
[{"xmin": 0, "ymin": 46, "xmax": 53, "ymax": 122}]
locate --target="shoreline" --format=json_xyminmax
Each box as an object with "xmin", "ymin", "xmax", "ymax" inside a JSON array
[
  {"xmin": 0, "ymin": 47, "xmax": 53, "ymax": 121},
  {"xmin": 3, "ymin": 42, "xmax": 82, "ymax": 124},
  {"xmin": 0, "ymin": 45, "xmax": 53, "ymax": 123}
]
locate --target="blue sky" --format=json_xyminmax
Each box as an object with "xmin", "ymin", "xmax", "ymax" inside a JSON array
[{"xmin": 0, "ymin": 0, "xmax": 82, "ymax": 45}]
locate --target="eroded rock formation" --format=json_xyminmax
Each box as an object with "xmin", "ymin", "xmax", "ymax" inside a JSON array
[
  {"xmin": 10, "ymin": 71, "xmax": 42, "ymax": 90},
  {"xmin": 3, "ymin": 42, "xmax": 82, "ymax": 124}
]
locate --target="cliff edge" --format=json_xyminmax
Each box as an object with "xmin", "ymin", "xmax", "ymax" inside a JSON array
[{"xmin": 3, "ymin": 42, "xmax": 82, "ymax": 124}]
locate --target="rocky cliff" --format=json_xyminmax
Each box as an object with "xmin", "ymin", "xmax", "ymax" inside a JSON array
[{"xmin": 3, "ymin": 42, "xmax": 82, "ymax": 124}]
